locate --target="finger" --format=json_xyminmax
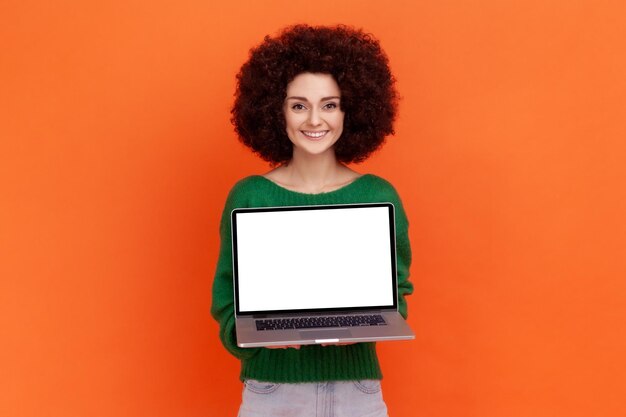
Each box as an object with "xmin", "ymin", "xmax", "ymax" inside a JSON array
[{"xmin": 266, "ymin": 345, "xmax": 301, "ymax": 349}]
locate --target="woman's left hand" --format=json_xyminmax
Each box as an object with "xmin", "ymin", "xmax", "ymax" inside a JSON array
[{"xmin": 320, "ymin": 342, "xmax": 356, "ymax": 347}]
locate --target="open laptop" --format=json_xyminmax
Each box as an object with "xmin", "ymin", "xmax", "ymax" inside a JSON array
[{"xmin": 232, "ymin": 202, "xmax": 414, "ymax": 348}]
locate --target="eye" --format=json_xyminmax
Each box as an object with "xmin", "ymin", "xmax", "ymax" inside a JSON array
[
  {"xmin": 323, "ymin": 102, "xmax": 339, "ymax": 110},
  {"xmin": 291, "ymin": 103, "xmax": 307, "ymax": 111}
]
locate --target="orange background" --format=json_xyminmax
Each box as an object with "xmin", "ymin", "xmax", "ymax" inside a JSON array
[{"xmin": 1, "ymin": 1, "xmax": 625, "ymax": 416}]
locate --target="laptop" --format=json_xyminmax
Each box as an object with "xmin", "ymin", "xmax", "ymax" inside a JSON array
[{"xmin": 231, "ymin": 202, "xmax": 414, "ymax": 348}]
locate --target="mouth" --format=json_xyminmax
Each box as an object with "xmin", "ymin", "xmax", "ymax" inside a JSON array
[{"xmin": 301, "ymin": 130, "xmax": 329, "ymax": 140}]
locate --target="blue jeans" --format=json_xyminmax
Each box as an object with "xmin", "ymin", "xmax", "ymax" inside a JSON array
[{"xmin": 238, "ymin": 379, "xmax": 389, "ymax": 417}]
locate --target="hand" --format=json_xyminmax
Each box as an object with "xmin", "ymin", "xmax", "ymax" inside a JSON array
[
  {"xmin": 265, "ymin": 342, "xmax": 356, "ymax": 349},
  {"xmin": 320, "ymin": 342, "xmax": 356, "ymax": 347},
  {"xmin": 265, "ymin": 345, "xmax": 300, "ymax": 349}
]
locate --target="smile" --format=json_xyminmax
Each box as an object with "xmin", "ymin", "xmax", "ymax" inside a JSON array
[{"xmin": 301, "ymin": 130, "xmax": 328, "ymax": 139}]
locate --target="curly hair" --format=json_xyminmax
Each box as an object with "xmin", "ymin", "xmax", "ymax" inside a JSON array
[{"xmin": 231, "ymin": 24, "xmax": 398, "ymax": 165}]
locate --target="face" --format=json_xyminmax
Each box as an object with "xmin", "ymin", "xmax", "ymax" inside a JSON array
[{"xmin": 283, "ymin": 72, "xmax": 345, "ymax": 159}]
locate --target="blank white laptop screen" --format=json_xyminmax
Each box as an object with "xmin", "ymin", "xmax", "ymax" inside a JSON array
[{"xmin": 234, "ymin": 205, "xmax": 395, "ymax": 313}]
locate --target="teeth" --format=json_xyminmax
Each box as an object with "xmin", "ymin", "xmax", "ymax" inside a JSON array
[{"xmin": 302, "ymin": 131, "xmax": 327, "ymax": 138}]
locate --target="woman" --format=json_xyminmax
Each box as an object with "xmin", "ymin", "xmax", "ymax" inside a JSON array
[{"xmin": 211, "ymin": 24, "xmax": 413, "ymax": 417}]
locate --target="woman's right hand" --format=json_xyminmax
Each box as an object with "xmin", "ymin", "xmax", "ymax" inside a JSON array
[{"xmin": 265, "ymin": 345, "xmax": 301, "ymax": 349}]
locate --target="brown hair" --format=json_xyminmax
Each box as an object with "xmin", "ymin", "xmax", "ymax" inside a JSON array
[{"xmin": 231, "ymin": 24, "xmax": 399, "ymax": 165}]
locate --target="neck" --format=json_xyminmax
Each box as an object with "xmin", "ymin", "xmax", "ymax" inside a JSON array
[{"xmin": 276, "ymin": 149, "xmax": 355, "ymax": 193}]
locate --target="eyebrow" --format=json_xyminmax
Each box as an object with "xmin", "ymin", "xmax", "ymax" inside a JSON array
[{"xmin": 285, "ymin": 96, "xmax": 341, "ymax": 102}]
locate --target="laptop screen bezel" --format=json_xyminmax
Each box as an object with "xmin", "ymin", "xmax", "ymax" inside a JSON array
[{"xmin": 231, "ymin": 202, "xmax": 399, "ymax": 317}]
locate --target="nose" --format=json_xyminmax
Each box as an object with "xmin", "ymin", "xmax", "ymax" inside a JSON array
[{"xmin": 307, "ymin": 108, "xmax": 322, "ymax": 126}]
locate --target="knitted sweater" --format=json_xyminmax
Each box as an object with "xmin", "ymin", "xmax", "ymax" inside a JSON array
[{"xmin": 210, "ymin": 174, "xmax": 413, "ymax": 382}]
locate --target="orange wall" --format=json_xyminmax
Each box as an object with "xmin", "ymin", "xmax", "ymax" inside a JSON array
[{"xmin": 1, "ymin": 1, "xmax": 625, "ymax": 416}]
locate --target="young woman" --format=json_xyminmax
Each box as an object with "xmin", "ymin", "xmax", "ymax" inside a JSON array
[{"xmin": 211, "ymin": 24, "xmax": 413, "ymax": 417}]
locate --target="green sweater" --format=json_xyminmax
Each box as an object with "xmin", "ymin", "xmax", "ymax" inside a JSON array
[{"xmin": 210, "ymin": 174, "xmax": 413, "ymax": 383}]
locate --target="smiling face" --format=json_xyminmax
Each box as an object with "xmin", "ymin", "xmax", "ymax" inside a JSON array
[{"xmin": 283, "ymin": 72, "xmax": 345, "ymax": 160}]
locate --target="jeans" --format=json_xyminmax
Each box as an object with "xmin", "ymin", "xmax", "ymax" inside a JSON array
[{"xmin": 238, "ymin": 379, "xmax": 389, "ymax": 417}]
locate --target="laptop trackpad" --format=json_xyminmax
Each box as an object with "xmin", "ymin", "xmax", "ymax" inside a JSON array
[{"xmin": 300, "ymin": 329, "xmax": 352, "ymax": 340}]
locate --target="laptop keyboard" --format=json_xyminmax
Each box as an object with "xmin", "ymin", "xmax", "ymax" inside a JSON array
[{"xmin": 255, "ymin": 314, "xmax": 386, "ymax": 331}]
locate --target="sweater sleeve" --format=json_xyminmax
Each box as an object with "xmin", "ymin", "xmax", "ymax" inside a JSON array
[
  {"xmin": 377, "ymin": 180, "xmax": 413, "ymax": 319},
  {"xmin": 210, "ymin": 183, "xmax": 262, "ymax": 360},
  {"xmin": 394, "ymin": 197, "xmax": 414, "ymax": 319}
]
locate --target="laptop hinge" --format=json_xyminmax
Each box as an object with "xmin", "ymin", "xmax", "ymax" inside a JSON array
[{"xmin": 249, "ymin": 309, "xmax": 394, "ymax": 319}]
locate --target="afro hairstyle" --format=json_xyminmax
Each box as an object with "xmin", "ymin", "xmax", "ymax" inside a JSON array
[{"xmin": 231, "ymin": 24, "xmax": 398, "ymax": 165}]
